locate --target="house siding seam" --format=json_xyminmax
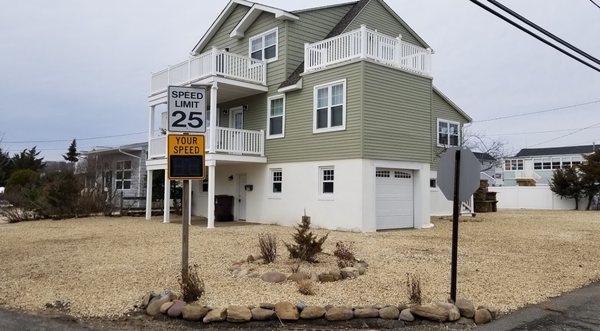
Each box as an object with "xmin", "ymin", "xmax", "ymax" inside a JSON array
[
  {"xmin": 361, "ymin": 61, "xmax": 432, "ymax": 163},
  {"xmin": 430, "ymin": 90, "xmax": 470, "ymax": 170},
  {"xmin": 343, "ymin": 0, "xmax": 425, "ymax": 47}
]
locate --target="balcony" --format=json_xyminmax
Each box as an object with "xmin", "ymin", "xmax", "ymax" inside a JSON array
[
  {"xmin": 304, "ymin": 25, "xmax": 432, "ymax": 77},
  {"xmin": 148, "ymin": 127, "xmax": 265, "ymax": 159},
  {"xmin": 150, "ymin": 48, "xmax": 267, "ymax": 95}
]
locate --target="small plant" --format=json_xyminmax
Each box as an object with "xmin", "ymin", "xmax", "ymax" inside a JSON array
[
  {"xmin": 290, "ymin": 262, "xmax": 301, "ymax": 274},
  {"xmin": 284, "ymin": 216, "xmax": 329, "ymax": 263},
  {"xmin": 297, "ymin": 279, "xmax": 316, "ymax": 295},
  {"xmin": 258, "ymin": 233, "xmax": 278, "ymax": 263},
  {"xmin": 179, "ymin": 264, "xmax": 205, "ymax": 303},
  {"xmin": 333, "ymin": 241, "xmax": 355, "ymax": 268},
  {"xmin": 406, "ymin": 273, "xmax": 422, "ymax": 305}
]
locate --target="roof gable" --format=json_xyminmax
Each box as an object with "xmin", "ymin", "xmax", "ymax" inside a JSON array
[
  {"xmin": 432, "ymin": 86, "xmax": 472, "ymax": 123},
  {"xmin": 230, "ymin": 3, "xmax": 298, "ymax": 39}
]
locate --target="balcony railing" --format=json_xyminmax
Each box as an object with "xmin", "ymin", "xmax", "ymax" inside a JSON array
[
  {"xmin": 148, "ymin": 127, "xmax": 265, "ymax": 159},
  {"xmin": 151, "ymin": 48, "xmax": 267, "ymax": 94},
  {"xmin": 304, "ymin": 25, "xmax": 432, "ymax": 77}
]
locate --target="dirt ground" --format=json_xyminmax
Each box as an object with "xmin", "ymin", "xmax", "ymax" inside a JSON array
[{"xmin": 0, "ymin": 209, "xmax": 599, "ymax": 318}]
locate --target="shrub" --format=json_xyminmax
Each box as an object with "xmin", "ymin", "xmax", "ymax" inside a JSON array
[
  {"xmin": 179, "ymin": 264, "xmax": 205, "ymax": 303},
  {"xmin": 40, "ymin": 171, "xmax": 80, "ymax": 219},
  {"xmin": 284, "ymin": 216, "xmax": 328, "ymax": 263},
  {"xmin": 76, "ymin": 188, "xmax": 107, "ymax": 217},
  {"xmin": 290, "ymin": 263, "xmax": 301, "ymax": 274},
  {"xmin": 4, "ymin": 169, "xmax": 42, "ymax": 219},
  {"xmin": 406, "ymin": 273, "xmax": 422, "ymax": 305},
  {"xmin": 333, "ymin": 241, "xmax": 355, "ymax": 268},
  {"xmin": 297, "ymin": 280, "xmax": 316, "ymax": 295},
  {"xmin": 258, "ymin": 233, "xmax": 277, "ymax": 263}
]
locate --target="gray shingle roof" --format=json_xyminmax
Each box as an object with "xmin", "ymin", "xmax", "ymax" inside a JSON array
[{"xmin": 514, "ymin": 144, "xmax": 599, "ymax": 157}]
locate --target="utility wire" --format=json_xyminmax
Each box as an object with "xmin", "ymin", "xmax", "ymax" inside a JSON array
[
  {"xmin": 2, "ymin": 131, "xmax": 146, "ymax": 144},
  {"xmin": 488, "ymin": 0, "xmax": 600, "ymax": 66},
  {"xmin": 468, "ymin": 0, "xmax": 600, "ymax": 72},
  {"xmin": 529, "ymin": 120, "xmax": 600, "ymax": 147},
  {"xmin": 590, "ymin": 0, "xmax": 600, "ymax": 10},
  {"xmin": 473, "ymin": 99, "xmax": 600, "ymax": 123},
  {"xmin": 486, "ymin": 124, "xmax": 600, "ymax": 136}
]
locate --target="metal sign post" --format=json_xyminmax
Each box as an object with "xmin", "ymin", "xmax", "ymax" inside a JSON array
[
  {"xmin": 182, "ymin": 180, "xmax": 190, "ymax": 280},
  {"xmin": 450, "ymin": 149, "xmax": 461, "ymax": 302}
]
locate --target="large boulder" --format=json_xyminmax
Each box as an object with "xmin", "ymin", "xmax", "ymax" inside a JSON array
[
  {"xmin": 159, "ymin": 301, "xmax": 174, "ymax": 314},
  {"xmin": 146, "ymin": 294, "xmax": 171, "ymax": 316},
  {"xmin": 379, "ymin": 306, "xmax": 400, "ymax": 320},
  {"xmin": 411, "ymin": 303, "xmax": 449, "ymax": 322},
  {"xmin": 227, "ymin": 305, "xmax": 252, "ymax": 322},
  {"xmin": 325, "ymin": 307, "xmax": 353, "ymax": 321},
  {"xmin": 456, "ymin": 298, "xmax": 475, "ymax": 318},
  {"xmin": 435, "ymin": 302, "xmax": 461, "ymax": 321},
  {"xmin": 353, "ymin": 307, "xmax": 379, "ymax": 318},
  {"xmin": 182, "ymin": 304, "xmax": 210, "ymax": 321},
  {"xmin": 399, "ymin": 308, "xmax": 415, "ymax": 322},
  {"xmin": 203, "ymin": 307, "xmax": 227, "ymax": 323},
  {"xmin": 300, "ymin": 306, "xmax": 326, "ymax": 319},
  {"xmin": 167, "ymin": 300, "xmax": 186, "ymax": 318},
  {"xmin": 140, "ymin": 292, "xmax": 156, "ymax": 309},
  {"xmin": 261, "ymin": 271, "xmax": 287, "ymax": 283},
  {"xmin": 275, "ymin": 302, "xmax": 299, "ymax": 320},
  {"xmin": 474, "ymin": 308, "xmax": 492, "ymax": 325},
  {"xmin": 251, "ymin": 307, "xmax": 275, "ymax": 320}
]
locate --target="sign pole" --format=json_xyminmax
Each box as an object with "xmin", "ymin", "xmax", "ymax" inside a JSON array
[
  {"xmin": 450, "ymin": 149, "xmax": 461, "ymax": 303},
  {"xmin": 182, "ymin": 180, "xmax": 190, "ymax": 281}
]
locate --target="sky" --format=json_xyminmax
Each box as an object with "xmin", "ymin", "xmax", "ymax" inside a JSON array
[{"xmin": 0, "ymin": 0, "xmax": 599, "ymax": 161}]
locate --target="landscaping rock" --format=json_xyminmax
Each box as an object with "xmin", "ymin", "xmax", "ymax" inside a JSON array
[
  {"xmin": 141, "ymin": 292, "xmax": 155, "ymax": 309},
  {"xmin": 318, "ymin": 272, "xmax": 336, "ymax": 282},
  {"xmin": 310, "ymin": 271, "xmax": 318, "ymax": 281},
  {"xmin": 288, "ymin": 272, "xmax": 310, "ymax": 282},
  {"xmin": 353, "ymin": 307, "xmax": 379, "ymax": 318},
  {"xmin": 182, "ymin": 304, "xmax": 210, "ymax": 321},
  {"xmin": 203, "ymin": 308, "xmax": 227, "ymax": 323},
  {"xmin": 356, "ymin": 260, "xmax": 369, "ymax": 268},
  {"xmin": 474, "ymin": 308, "xmax": 492, "ymax": 325},
  {"xmin": 167, "ymin": 300, "xmax": 186, "ymax": 318},
  {"xmin": 456, "ymin": 317, "xmax": 476, "ymax": 327},
  {"xmin": 146, "ymin": 294, "xmax": 171, "ymax": 316},
  {"xmin": 435, "ymin": 302, "xmax": 461, "ymax": 321},
  {"xmin": 296, "ymin": 302, "xmax": 306, "ymax": 311},
  {"xmin": 159, "ymin": 301, "xmax": 174, "ymax": 314},
  {"xmin": 228, "ymin": 265, "xmax": 241, "ymax": 272},
  {"xmin": 456, "ymin": 298, "xmax": 475, "ymax": 318},
  {"xmin": 379, "ymin": 306, "xmax": 400, "ymax": 320},
  {"xmin": 261, "ymin": 271, "xmax": 287, "ymax": 283},
  {"xmin": 411, "ymin": 304, "xmax": 448, "ymax": 322},
  {"xmin": 325, "ymin": 307, "xmax": 353, "ymax": 321},
  {"xmin": 357, "ymin": 265, "xmax": 367, "ymax": 275},
  {"xmin": 340, "ymin": 267, "xmax": 359, "ymax": 279},
  {"xmin": 227, "ymin": 305, "xmax": 252, "ymax": 322},
  {"xmin": 259, "ymin": 302, "xmax": 275, "ymax": 310},
  {"xmin": 300, "ymin": 306, "xmax": 326, "ymax": 319},
  {"xmin": 251, "ymin": 307, "xmax": 275, "ymax": 320},
  {"xmin": 274, "ymin": 301, "xmax": 299, "ymax": 320},
  {"xmin": 399, "ymin": 308, "xmax": 415, "ymax": 322}
]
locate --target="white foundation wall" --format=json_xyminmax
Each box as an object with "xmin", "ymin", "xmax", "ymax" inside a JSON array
[{"xmin": 430, "ymin": 170, "xmax": 453, "ymax": 216}]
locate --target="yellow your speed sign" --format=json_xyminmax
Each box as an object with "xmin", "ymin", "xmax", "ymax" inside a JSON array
[{"xmin": 167, "ymin": 134, "xmax": 205, "ymax": 180}]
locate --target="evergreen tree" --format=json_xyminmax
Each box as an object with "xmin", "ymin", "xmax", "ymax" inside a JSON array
[
  {"xmin": 0, "ymin": 147, "xmax": 12, "ymax": 186},
  {"xmin": 62, "ymin": 139, "xmax": 79, "ymax": 163},
  {"xmin": 549, "ymin": 167, "xmax": 583, "ymax": 210},
  {"xmin": 578, "ymin": 148, "xmax": 600, "ymax": 210},
  {"xmin": 11, "ymin": 146, "xmax": 45, "ymax": 172}
]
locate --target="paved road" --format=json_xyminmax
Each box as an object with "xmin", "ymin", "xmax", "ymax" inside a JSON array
[
  {"xmin": 0, "ymin": 309, "xmax": 94, "ymax": 331},
  {"xmin": 477, "ymin": 281, "xmax": 600, "ymax": 331}
]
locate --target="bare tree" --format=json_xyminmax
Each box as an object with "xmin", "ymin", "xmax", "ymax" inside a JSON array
[{"xmin": 462, "ymin": 127, "xmax": 512, "ymax": 171}]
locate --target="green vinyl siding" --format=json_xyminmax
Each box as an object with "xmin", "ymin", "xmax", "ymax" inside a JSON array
[
  {"xmin": 266, "ymin": 62, "xmax": 364, "ymax": 163},
  {"xmin": 199, "ymin": 5, "xmax": 250, "ymax": 53},
  {"xmin": 362, "ymin": 61, "xmax": 432, "ymax": 163},
  {"xmin": 218, "ymin": 94, "xmax": 267, "ymax": 132},
  {"xmin": 286, "ymin": 5, "xmax": 353, "ymax": 77},
  {"xmin": 431, "ymin": 90, "xmax": 470, "ymax": 170},
  {"xmin": 344, "ymin": 0, "xmax": 425, "ymax": 48}
]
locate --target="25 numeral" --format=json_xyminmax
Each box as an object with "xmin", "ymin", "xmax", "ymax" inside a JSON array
[{"xmin": 172, "ymin": 111, "xmax": 204, "ymax": 128}]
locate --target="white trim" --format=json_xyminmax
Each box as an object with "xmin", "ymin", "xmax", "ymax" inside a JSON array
[
  {"xmin": 248, "ymin": 27, "xmax": 279, "ymax": 63},
  {"xmin": 277, "ymin": 78, "xmax": 302, "ymax": 93},
  {"xmin": 230, "ymin": 5, "xmax": 298, "ymax": 39},
  {"xmin": 436, "ymin": 118, "xmax": 461, "ymax": 148},
  {"xmin": 313, "ymin": 79, "xmax": 347, "ymax": 134},
  {"xmin": 266, "ymin": 94, "xmax": 285, "ymax": 139},
  {"xmin": 269, "ymin": 167, "xmax": 283, "ymax": 199},
  {"xmin": 318, "ymin": 166, "xmax": 335, "ymax": 200}
]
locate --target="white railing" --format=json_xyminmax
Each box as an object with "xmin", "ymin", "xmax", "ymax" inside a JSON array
[
  {"xmin": 461, "ymin": 195, "xmax": 475, "ymax": 216},
  {"xmin": 147, "ymin": 127, "xmax": 264, "ymax": 159},
  {"xmin": 304, "ymin": 25, "xmax": 431, "ymax": 77},
  {"xmin": 514, "ymin": 170, "xmax": 542, "ymax": 180},
  {"xmin": 151, "ymin": 48, "xmax": 266, "ymax": 94}
]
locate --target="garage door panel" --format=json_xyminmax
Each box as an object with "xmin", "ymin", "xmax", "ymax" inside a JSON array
[{"xmin": 376, "ymin": 168, "xmax": 414, "ymax": 230}]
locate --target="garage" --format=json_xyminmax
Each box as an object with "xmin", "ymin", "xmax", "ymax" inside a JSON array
[{"xmin": 376, "ymin": 168, "xmax": 414, "ymax": 229}]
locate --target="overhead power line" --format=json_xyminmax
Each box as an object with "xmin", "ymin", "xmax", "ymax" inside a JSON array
[
  {"xmin": 468, "ymin": 0, "xmax": 600, "ymax": 72},
  {"xmin": 590, "ymin": 0, "xmax": 600, "ymax": 10},
  {"xmin": 486, "ymin": 124, "xmax": 600, "ymax": 136},
  {"xmin": 529, "ymin": 120, "xmax": 600, "ymax": 147},
  {"xmin": 488, "ymin": 0, "xmax": 600, "ymax": 66},
  {"xmin": 2, "ymin": 131, "xmax": 146, "ymax": 144},
  {"xmin": 474, "ymin": 99, "xmax": 600, "ymax": 123}
]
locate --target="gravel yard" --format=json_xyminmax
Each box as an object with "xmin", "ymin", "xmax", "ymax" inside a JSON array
[{"xmin": 0, "ymin": 209, "xmax": 599, "ymax": 318}]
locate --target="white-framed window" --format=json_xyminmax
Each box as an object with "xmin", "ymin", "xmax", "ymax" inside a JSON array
[
  {"xmin": 267, "ymin": 95, "xmax": 285, "ymax": 138},
  {"xmin": 115, "ymin": 161, "xmax": 132, "ymax": 190},
  {"xmin": 319, "ymin": 166, "xmax": 335, "ymax": 195},
  {"xmin": 249, "ymin": 27, "xmax": 278, "ymax": 62},
  {"xmin": 376, "ymin": 170, "xmax": 390, "ymax": 177},
  {"xmin": 437, "ymin": 119, "xmax": 460, "ymax": 147},
  {"xmin": 271, "ymin": 168, "xmax": 282, "ymax": 193},
  {"xmin": 314, "ymin": 80, "xmax": 346, "ymax": 133},
  {"xmin": 504, "ymin": 159, "xmax": 523, "ymax": 171}
]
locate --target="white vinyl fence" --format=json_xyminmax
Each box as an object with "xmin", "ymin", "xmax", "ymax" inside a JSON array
[{"xmin": 492, "ymin": 186, "xmax": 589, "ymax": 210}]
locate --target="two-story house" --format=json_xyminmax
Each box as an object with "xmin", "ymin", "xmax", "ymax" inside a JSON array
[{"xmin": 144, "ymin": 0, "xmax": 471, "ymax": 232}]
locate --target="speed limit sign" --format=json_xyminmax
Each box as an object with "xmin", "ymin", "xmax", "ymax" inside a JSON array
[{"xmin": 168, "ymin": 86, "xmax": 206, "ymax": 133}]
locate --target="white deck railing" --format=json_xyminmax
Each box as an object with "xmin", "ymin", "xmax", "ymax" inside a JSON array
[
  {"xmin": 304, "ymin": 25, "xmax": 432, "ymax": 77},
  {"xmin": 151, "ymin": 48, "xmax": 266, "ymax": 94},
  {"xmin": 148, "ymin": 127, "xmax": 265, "ymax": 159}
]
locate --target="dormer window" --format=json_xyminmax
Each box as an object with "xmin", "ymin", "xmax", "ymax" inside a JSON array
[{"xmin": 249, "ymin": 28, "xmax": 278, "ymax": 62}]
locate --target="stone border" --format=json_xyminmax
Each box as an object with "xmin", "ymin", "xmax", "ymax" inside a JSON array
[{"xmin": 140, "ymin": 291, "xmax": 495, "ymax": 327}]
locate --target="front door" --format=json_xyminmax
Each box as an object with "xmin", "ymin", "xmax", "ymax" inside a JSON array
[{"xmin": 236, "ymin": 174, "xmax": 247, "ymax": 221}]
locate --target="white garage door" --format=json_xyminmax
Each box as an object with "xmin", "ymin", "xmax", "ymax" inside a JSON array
[{"xmin": 376, "ymin": 168, "xmax": 414, "ymax": 230}]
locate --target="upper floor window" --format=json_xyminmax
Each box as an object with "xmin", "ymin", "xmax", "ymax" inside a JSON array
[
  {"xmin": 115, "ymin": 161, "xmax": 132, "ymax": 189},
  {"xmin": 267, "ymin": 95, "xmax": 285, "ymax": 138},
  {"xmin": 249, "ymin": 28, "xmax": 278, "ymax": 62},
  {"xmin": 437, "ymin": 119, "xmax": 460, "ymax": 147},
  {"xmin": 314, "ymin": 80, "xmax": 346, "ymax": 133}
]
